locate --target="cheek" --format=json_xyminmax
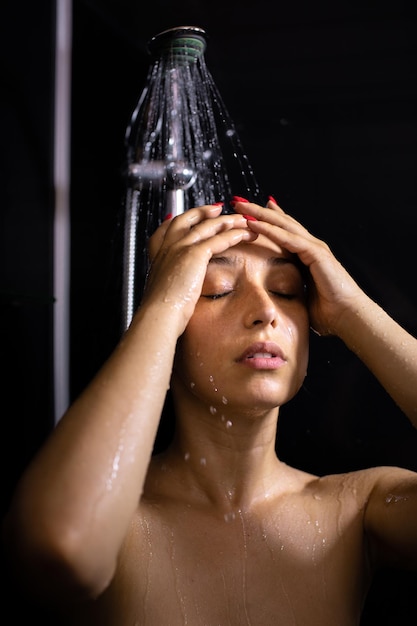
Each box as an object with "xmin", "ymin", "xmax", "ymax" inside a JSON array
[
  {"xmin": 281, "ymin": 306, "xmax": 309, "ymax": 343},
  {"xmin": 174, "ymin": 319, "xmax": 219, "ymax": 378},
  {"xmin": 179, "ymin": 306, "xmax": 229, "ymax": 354},
  {"xmin": 296, "ymin": 323, "xmax": 310, "ymax": 381},
  {"xmin": 282, "ymin": 310, "xmax": 310, "ymax": 374}
]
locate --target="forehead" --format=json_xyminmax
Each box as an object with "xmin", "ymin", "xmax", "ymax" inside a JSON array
[{"xmin": 210, "ymin": 234, "xmax": 296, "ymax": 267}]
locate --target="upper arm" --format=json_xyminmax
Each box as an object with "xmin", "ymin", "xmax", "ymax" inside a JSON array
[{"xmin": 364, "ymin": 466, "xmax": 417, "ymax": 569}]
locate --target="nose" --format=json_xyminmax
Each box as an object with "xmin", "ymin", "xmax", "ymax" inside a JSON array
[{"xmin": 243, "ymin": 289, "xmax": 278, "ymax": 328}]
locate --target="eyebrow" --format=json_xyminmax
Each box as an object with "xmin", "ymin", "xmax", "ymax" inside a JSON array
[
  {"xmin": 208, "ymin": 255, "xmax": 308, "ymax": 291},
  {"xmin": 209, "ymin": 256, "xmax": 296, "ymax": 267}
]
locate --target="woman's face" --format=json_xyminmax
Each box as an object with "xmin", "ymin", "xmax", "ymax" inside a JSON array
[{"xmin": 172, "ymin": 234, "xmax": 310, "ymax": 412}]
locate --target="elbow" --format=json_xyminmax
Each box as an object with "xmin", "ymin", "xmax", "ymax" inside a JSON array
[{"xmin": 3, "ymin": 506, "xmax": 115, "ymax": 606}]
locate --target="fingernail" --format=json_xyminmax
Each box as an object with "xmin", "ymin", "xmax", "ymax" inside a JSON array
[
  {"xmin": 243, "ymin": 214, "xmax": 257, "ymax": 221},
  {"xmin": 230, "ymin": 195, "xmax": 249, "ymax": 207},
  {"xmin": 268, "ymin": 195, "xmax": 278, "ymax": 204},
  {"xmin": 212, "ymin": 201, "xmax": 224, "ymax": 206},
  {"xmin": 164, "ymin": 212, "xmax": 172, "ymax": 221}
]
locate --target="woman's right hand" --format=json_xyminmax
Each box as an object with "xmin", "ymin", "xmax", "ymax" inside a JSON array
[{"xmin": 142, "ymin": 204, "xmax": 257, "ymax": 335}]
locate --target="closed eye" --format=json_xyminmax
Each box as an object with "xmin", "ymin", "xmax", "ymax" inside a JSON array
[
  {"xmin": 270, "ymin": 291, "xmax": 297, "ymax": 300},
  {"xmin": 201, "ymin": 291, "xmax": 232, "ymax": 300},
  {"xmin": 203, "ymin": 290, "xmax": 298, "ymax": 301}
]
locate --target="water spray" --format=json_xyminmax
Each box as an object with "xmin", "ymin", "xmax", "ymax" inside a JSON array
[
  {"xmin": 121, "ymin": 25, "xmax": 261, "ymax": 331},
  {"xmin": 127, "ymin": 26, "xmax": 206, "ymax": 217}
]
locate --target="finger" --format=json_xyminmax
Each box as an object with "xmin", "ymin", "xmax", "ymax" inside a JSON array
[
  {"xmin": 148, "ymin": 221, "xmax": 170, "ymax": 261},
  {"xmin": 191, "ymin": 225, "xmax": 258, "ymax": 257},
  {"xmin": 233, "ymin": 201, "xmax": 315, "ymax": 239},
  {"xmin": 230, "ymin": 201, "xmax": 330, "ymax": 270},
  {"xmin": 149, "ymin": 204, "xmax": 223, "ymax": 260},
  {"xmin": 175, "ymin": 212, "xmax": 250, "ymax": 246},
  {"xmin": 159, "ymin": 211, "xmax": 251, "ymax": 254},
  {"xmin": 266, "ymin": 197, "xmax": 285, "ymax": 212}
]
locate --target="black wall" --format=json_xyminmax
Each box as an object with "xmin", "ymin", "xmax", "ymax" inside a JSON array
[
  {"xmin": 2, "ymin": 0, "xmax": 417, "ymax": 622},
  {"xmin": 1, "ymin": 0, "xmax": 56, "ymax": 513}
]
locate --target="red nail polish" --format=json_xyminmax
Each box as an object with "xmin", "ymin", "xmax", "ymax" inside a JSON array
[
  {"xmin": 268, "ymin": 195, "xmax": 278, "ymax": 204},
  {"xmin": 212, "ymin": 201, "xmax": 224, "ymax": 206},
  {"xmin": 243, "ymin": 214, "xmax": 257, "ymax": 221},
  {"xmin": 164, "ymin": 212, "xmax": 172, "ymax": 221},
  {"xmin": 230, "ymin": 195, "xmax": 250, "ymax": 208}
]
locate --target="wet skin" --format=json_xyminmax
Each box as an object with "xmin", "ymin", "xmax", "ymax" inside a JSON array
[
  {"xmin": 6, "ymin": 203, "xmax": 417, "ymax": 626},
  {"xmin": 70, "ymin": 238, "xmax": 375, "ymax": 625}
]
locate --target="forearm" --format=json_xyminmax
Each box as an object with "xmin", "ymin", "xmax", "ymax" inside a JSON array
[
  {"xmin": 4, "ymin": 205, "xmax": 258, "ymax": 602},
  {"xmin": 5, "ymin": 302, "xmax": 179, "ymax": 597},
  {"xmin": 337, "ymin": 293, "xmax": 417, "ymax": 424}
]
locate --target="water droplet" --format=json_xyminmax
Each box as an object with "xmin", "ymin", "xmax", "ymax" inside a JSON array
[
  {"xmin": 209, "ymin": 406, "xmax": 217, "ymax": 415},
  {"xmin": 386, "ymin": 493, "xmax": 408, "ymax": 504},
  {"xmin": 221, "ymin": 396, "xmax": 228, "ymax": 404},
  {"xmin": 200, "ymin": 457, "xmax": 207, "ymax": 466},
  {"xmin": 226, "ymin": 420, "xmax": 232, "ymax": 429}
]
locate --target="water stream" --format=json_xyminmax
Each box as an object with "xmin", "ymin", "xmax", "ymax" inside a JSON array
[{"xmin": 121, "ymin": 26, "xmax": 262, "ymax": 329}]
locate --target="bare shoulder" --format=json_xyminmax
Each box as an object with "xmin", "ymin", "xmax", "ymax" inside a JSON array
[
  {"xmin": 278, "ymin": 462, "xmax": 417, "ymax": 523},
  {"xmin": 300, "ymin": 464, "xmax": 417, "ymax": 570},
  {"xmin": 300, "ymin": 463, "xmax": 416, "ymax": 489},
  {"xmin": 300, "ymin": 464, "xmax": 417, "ymax": 502}
]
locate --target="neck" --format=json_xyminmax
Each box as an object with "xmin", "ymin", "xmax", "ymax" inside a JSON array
[{"xmin": 154, "ymin": 394, "xmax": 285, "ymax": 511}]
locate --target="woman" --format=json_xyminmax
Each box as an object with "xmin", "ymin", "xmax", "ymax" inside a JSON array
[{"xmin": 3, "ymin": 197, "xmax": 417, "ymax": 624}]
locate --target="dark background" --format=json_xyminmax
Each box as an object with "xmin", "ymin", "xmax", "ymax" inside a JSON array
[{"xmin": 1, "ymin": 0, "xmax": 417, "ymax": 622}]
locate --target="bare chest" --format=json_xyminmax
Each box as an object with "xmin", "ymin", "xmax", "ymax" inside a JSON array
[{"xmin": 88, "ymin": 501, "xmax": 370, "ymax": 626}]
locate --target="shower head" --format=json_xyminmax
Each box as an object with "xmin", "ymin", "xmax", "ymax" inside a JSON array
[{"xmin": 147, "ymin": 26, "xmax": 207, "ymax": 64}]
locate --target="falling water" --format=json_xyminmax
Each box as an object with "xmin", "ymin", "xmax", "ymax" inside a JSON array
[{"xmin": 121, "ymin": 26, "xmax": 262, "ymax": 330}]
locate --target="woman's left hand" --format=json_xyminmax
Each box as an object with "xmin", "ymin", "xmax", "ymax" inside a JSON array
[{"xmin": 231, "ymin": 198, "xmax": 367, "ymax": 337}]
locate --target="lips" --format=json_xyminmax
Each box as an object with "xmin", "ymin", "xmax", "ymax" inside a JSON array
[{"xmin": 237, "ymin": 342, "xmax": 286, "ymax": 370}]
